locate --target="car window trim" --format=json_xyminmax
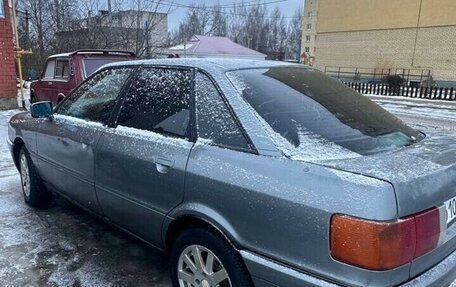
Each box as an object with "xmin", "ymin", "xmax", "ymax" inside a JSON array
[
  {"xmin": 42, "ymin": 59, "xmax": 56, "ymax": 80},
  {"xmin": 54, "ymin": 66, "xmax": 137, "ymax": 126},
  {"xmin": 196, "ymin": 69, "xmax": 258, "ymax": 155},
  {"xmin": 54, "ymin": 57, "xmax": 71, "ymax": 81},
  {"xmin": 110, "ymin": 65, "xmax": 197, "ymax": 142},
  {"xmin": 106, "ymin": 66, "xmax": 141, "ymax": 128}
]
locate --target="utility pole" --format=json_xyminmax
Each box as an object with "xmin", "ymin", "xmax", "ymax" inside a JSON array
[
  {"xmin": 25, "ymin": 10, "xmax": 29, "ymax": 49},
  {"xmin": 144, "ymin": 20, "xmax": 151, "ymax": 58},
  {"xmin": 11, "ymin": 0, "xmax": 32, "ymax": 109}
]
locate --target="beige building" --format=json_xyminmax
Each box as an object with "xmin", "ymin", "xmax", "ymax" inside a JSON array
[
  {"xmin": 57, "ymin": 10, "xmax": 168, "ymax": 57},
  {"xmin": 301, "ymin": 0, "xmax": 318, "ymax": 65},
  {"xmin": 308, "ymin": 0, "xmax": 456, "ymax": 84}
]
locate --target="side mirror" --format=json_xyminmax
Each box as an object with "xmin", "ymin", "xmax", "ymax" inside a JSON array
[{"xmin": 31, "ymin": 101, "xmax": 53, "ymax": 118}]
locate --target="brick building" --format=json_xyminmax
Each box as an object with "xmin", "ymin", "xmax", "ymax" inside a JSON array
[
  {"xmin": 0, "ymin": 0, "xmax": 17, "ymax": 109},
  {"xmin": 306, "ymin": 0, "xmax": 456, "ymax": 85}
]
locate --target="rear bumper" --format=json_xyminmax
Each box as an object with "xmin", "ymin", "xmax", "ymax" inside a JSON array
[
  {"xmin": 241, "ymin": 248, "xmax": 456, "ymax": 287},
  {"xmin": 401, "ymin": 247, "xmax": 456, "ymax": 287},
  {"xmin": 240, "ymin": 251, "xmax": 339, "ymax": 287}
]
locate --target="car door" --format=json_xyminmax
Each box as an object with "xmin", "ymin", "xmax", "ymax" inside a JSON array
[
  {"xmin": 35, "ymin": 67, "xmax": 134, "ymax": 214},
  {"xmin": 35, "ymin": 59, "xmax": 56, "ymax": 102},
  {"xmin": 53, "ymin": 57, "xmax": 72, "ymax": 103},
  {"xmin": 94, "ymin": 67, "xmax": 195, "ymax": 247}
]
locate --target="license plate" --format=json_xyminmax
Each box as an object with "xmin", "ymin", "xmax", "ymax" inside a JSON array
[{"xmin": 445, "ymin": 195, "xmax": 456, "ymax": 225}]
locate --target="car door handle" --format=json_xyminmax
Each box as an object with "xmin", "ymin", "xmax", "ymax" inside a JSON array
[
  {"xmin": 48, "ymin": 82, "xmax": 53, "ymax": 85},
  {"xmin": 154, "ymin": 157, "xmax": 174, "ymax": 174}
]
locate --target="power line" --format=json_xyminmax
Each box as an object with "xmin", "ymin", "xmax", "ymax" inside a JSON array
[
  {"xmin": 160, "ymin": 0, "xmax": 288, "ymax": 10},
  {"xmin": 162, "ymin": 0, "xmax": 304, "ymax": 19}
]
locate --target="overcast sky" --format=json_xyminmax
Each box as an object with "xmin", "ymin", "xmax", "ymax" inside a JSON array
[{"xmin": 163, "ymin": 0, "xmax": 304, "ymax": 31}]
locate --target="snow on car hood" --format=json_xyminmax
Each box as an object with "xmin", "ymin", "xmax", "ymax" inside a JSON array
[{"xmin": 318, "ymin": 133, "xmax": 456, "ymax": 217}]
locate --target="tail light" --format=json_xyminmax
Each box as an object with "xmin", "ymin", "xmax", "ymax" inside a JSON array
[{"xmin": 330, "ymin": 207, "xmax": 444, "ymax": 271}]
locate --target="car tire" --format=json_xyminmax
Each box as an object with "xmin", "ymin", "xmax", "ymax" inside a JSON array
[
  {"xmin": 170, "ymin": 226, "xmax": 253, "ymax": 287},
  {"xmin": 19, "ymin": 147, "xmax": 51, "ymax": 208}
]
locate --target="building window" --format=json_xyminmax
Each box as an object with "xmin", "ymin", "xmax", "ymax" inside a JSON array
[
  {"xmin": 306, "ymin": 36, "xmax": 311, "ymax": 42},
  {"xmin": 307, "ymin": 11, "xmax": 312, "ymax": 17},
  {"xmin": 314, "ymin": 47, "xmax": 317, "ymax": 53},
  {"xmin": 305, "ymin": 47, "xmax": 310, "ymax": 53},
  {"xmin": 307, "ymin": 24, "xmax": 312, "ymax": 30}
]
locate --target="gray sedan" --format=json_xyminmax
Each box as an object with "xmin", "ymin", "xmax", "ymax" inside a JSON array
[{"xmin": 7, "ymin": 59, "xmax": 456, "ymax": 287}]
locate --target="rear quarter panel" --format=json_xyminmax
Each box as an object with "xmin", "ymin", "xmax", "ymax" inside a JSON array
[{"xmin": 166, "ymin": 143, "xmax": 410, "ymax": 287}]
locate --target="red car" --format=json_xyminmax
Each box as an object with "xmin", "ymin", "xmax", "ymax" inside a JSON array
[{"xmin": 30, "ymin": 50, "xmax": 136, "ymax": 105}]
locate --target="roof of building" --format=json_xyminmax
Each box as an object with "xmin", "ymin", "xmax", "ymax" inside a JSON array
[{"xmin": 167, "ymin": 35, "xmax": 267, "ymax": 58}]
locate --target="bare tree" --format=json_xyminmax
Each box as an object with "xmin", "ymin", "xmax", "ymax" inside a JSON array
[
  {"xmin": 172, "ymin": 4, "xmax": 225, "ymax": 43},
  {"xmin": 268, "ymin": 6, "xmax": 287, "ymax": 53},
  {"xmin": 235, "ymin": 2, "xmax": 269, "ymax": 52},
  {"xmin": 286, "ymin": 7, "xmax": 303, "ymax": 61},
  {"xmin": 210, "ymin": 6, "xmax": 227, "ymax": 36}
]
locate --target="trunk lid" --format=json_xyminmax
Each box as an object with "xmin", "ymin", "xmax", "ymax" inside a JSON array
[
  {"xmin": 320, "ymin": 133, "xmax": 456, "ymax": 218},
  {"xmin": 320, "ymin": 133, "xmax": 456, "ymax": 277}
]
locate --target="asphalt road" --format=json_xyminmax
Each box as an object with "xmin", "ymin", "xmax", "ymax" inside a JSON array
[{"xmin": 0, "ymin": 97, "xmax": 455, "ymax": 287}]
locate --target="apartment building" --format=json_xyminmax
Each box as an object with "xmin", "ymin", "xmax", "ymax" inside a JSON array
[
  {"xmin": 301, "ymin": 0, "xmax": 318, "ymax": 65},
  {"xmin": 304, "ymin": 0, "xmax": 456, "ymax": 84}
]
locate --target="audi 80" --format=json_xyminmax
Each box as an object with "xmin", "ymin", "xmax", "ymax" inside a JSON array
[{"xmin": 8, "ymin": 59, "xmax": 456, "ymax": 287}]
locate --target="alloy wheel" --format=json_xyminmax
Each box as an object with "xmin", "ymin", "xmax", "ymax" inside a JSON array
[
  {"xmin": 20, "ymin": 152, "xmax": 30, "ymax": 197},
  {"xmin": 177, "ymin": 244, "xmax": 231, "ymax": 287}
]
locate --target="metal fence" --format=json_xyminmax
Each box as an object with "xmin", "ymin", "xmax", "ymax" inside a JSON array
[
  {"xmin": 326, "ymin": 66, "xmax": 433, "ymax": 85},
  {"xmin": 343, "ymin": 82, "xmax": 456, "ymax": 101}
]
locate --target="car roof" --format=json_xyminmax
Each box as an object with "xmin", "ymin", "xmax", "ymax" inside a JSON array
[{"xmin": 102, "ymin": 58, "xmax": 307, "ymax": 73}]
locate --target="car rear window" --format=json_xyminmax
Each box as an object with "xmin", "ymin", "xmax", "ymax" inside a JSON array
[
  {"xmin": 227, "ymin": 67, "xmax": 424, "ymax": 159},
  {"xmin": 83, "ymin": 58, "xmax": 130, "ymax": 77}
]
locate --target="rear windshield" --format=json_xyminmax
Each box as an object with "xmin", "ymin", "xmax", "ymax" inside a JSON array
[
  {"xmin": 83, "ymin": 58, "xmax": 131, "ymax": 77},
  {"xmin": 227, "ymin": 67, "xmax": 424, "ymax": 159}
]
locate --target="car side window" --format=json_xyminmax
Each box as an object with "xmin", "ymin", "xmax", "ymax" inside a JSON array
[
  {"xmin": 43, "ymin": 60, "xmax": 56, "ymax": 79},
  {"xmin": 116, "ymin": 67, "xmax": 192, "ymax": 138},
  {"xmin": 57, "ymin": 68, "xmax": 133, "ymax": 124},
  {"xmin": 195, "ymin": 72, "xmax": 251, "ymax": 151},
  {"xmin": 55, "ymin": 59, "xmax": 70, "ymax": 79}
]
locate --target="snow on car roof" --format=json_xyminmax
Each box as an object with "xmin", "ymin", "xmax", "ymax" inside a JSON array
[
  {"xmin": 102, "ymin": 58, "xmax": 306, "ymax": 73},
  {"xmin": 48, "ymin": 52, "xmax": 72, "ymax": 58}
]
